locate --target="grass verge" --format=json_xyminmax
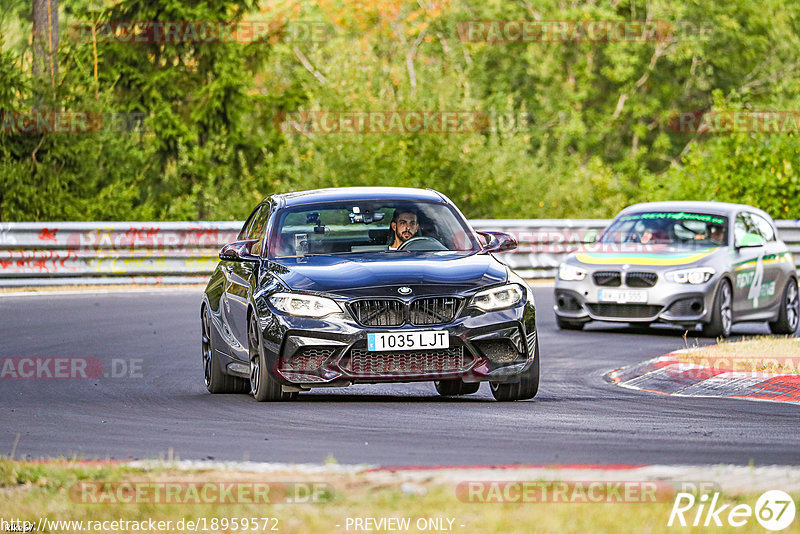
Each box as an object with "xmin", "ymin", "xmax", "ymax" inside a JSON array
[{"xmin": 1, "ymin": 459, "xmax": 797, "ymax": 533}]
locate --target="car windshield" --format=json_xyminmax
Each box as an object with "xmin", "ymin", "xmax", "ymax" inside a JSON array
[
  {"xmin": 599, "ymin": 212, "xmax": 729, "ymax": 247},
  {"xmin": 269, "ymin": 200, "xmax": 481, "ymax": 258}
]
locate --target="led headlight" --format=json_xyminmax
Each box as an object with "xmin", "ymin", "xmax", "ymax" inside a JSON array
[
  {"xmin": 269, "ymin": 293, "xmax": 343, "ymax": 318},
  {"xmin": 664, "ymin": 267, "xmax": 715, "ymax": 284},
  {"xmin": 471, "ymin": 284, "xmax": 524, "ymax": 311},
  {"xmin": 558, "ymin": 263, "xmax": 587, "ymax": 281}
]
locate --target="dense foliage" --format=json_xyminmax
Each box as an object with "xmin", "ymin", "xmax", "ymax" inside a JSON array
[{"xmin": 1, "ymin": 0, "xmax": 798, "ymax": 221}]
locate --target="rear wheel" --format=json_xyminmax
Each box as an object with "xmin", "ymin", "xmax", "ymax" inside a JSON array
[
  {"xmin": 702, "ymin": 280, "xmax": 733, "ymax": 338},
  {"xmin": 202, "ymin": 307, "xmax": 248, "ymax": 394},
  {"xmin": 769, "ymin": 278, "xmax": 799, "ymax": 335},
  {"xmin": 556, "ymin": 317, "xmax": 585, "ymax": 330},
  {"xmin": 434, "ymin": 380, "xmax": 480, "ymax": 396},
  {"xmin": 490, "ymin": 338, "xmax": 540, "ymax": 401},
  {"xmin": 248, "ymin": 316, "xmax": 294, "ymax": 401}
]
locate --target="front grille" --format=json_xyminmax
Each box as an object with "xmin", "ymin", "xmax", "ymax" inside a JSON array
[
  {"xmin": 626, "ymin": 272, "xmax": 658, "ymax": 288},
  {"xmin": 593, "ymin": 271, "xmax": 621, "ymax": 287},
  {"xmin": 348, "ymin": 297, "xmax": 461, "ymax": 326},
  {"xmin": 342, "ymin": 347, "xmax": 466, "ymax": 377},
  {"xmin": 348, "ymin": 299, "xmax": 404, "ymax": 326},
  {"xmin": 409, "ymin": 297, "xmax": 460, "ymax": 325},
  {"xmin": 281, "ymin": 347, "xmax": 336, "ymax": 372},
  {"xmin": 586, "ymin": 303, "xmax": 662, "ymax": 319}
]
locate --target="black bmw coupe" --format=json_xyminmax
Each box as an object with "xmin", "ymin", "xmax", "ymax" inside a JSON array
[{"xmin": 201, "ymin": 187, "xmax": 539, "ymax": 401}]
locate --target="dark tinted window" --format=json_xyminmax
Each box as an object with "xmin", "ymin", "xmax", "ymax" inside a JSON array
[
  {"xmin": 249, "ymin": 205, "xmax": 271, "ymax": 255},
  {"xmin": 237, "ymin": 206, "xmax": 262, "ymax": 240}
]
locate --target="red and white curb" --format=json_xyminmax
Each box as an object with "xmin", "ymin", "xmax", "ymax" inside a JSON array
[{"xmin": 609, "ymin": 349, "xmax": 800, "ymax": 403}]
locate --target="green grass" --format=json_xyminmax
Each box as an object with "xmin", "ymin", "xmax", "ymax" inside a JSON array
[{"xmin": 1, "ymin": 459, "xmax": 797, "ymax": 533}]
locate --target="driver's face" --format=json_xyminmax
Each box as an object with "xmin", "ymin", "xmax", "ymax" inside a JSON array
[{"xmin": 393, "ymin": 212, "xmax": 418, "ymax": 243}]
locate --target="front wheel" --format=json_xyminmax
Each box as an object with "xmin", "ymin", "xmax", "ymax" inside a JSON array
[
  {"xmin": 769, "ymin": 278, "xmax": 799, "ymax": 335},
  {"xmin": 434, "ymin": 380, "xmax": 480, "ymax": 396},
  {"xmin": 490, "ymin": 338, "xmax": 540, "ymax": 401},
  {"xmin": 202, "ymin": 307, "xmax": 248, "ymax": 394},
  {"xmin": 702, "ymin": 279, "xmax": 733, "ymax": 338},
  {"xmin": 248, "ymin": 316, "xmax": 294, "ymax": 402}
]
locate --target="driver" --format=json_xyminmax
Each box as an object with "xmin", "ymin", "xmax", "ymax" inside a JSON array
[
  {"xmin": 708, "ymin": 224, "xmax": 725, "ymax": 244},
  {"xmin": 389, "ymin": 209, "xmax": 419, "ymax": 250}
]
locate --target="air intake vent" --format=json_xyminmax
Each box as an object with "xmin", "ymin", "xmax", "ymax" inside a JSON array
[{"xmin": 342, "ymin": 347, "xmax": 466, "ymax": 377}]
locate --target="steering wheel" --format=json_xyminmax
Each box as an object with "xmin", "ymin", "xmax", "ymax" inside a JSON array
[{"xmin": 397, "ymin": 236, "xmax": 447, "ymax": 251}]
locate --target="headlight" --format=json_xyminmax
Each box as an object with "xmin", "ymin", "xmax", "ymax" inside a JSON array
[
  {"xmin": 664, "ymin": 267, "xmax": 715, "ymax": 284},
  {"xmin": 558, "ymin": 263, "xmax": 587, "ymax": 281},
  {"xmin": 269, "ymin": 293, "xmax": 343, "ymax": 318},
  {"xmin": 471, "ymin": 284, "xmax": 524, "ymax": 311}
]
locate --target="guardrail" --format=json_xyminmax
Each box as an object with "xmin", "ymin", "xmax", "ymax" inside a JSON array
[{"xmin": 1, "ymin": 220, "xmax": 798, "ymax": 286}]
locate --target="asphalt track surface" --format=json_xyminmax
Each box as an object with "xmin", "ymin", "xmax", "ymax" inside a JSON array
[{"xmin": 1, "ymin": 288, "xmax": 797, "ymax": 466}]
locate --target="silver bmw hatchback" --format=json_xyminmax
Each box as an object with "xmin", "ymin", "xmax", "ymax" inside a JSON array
[{"xmin": 554, "ymin": 201, "xmax": 799, "ymax": 337}]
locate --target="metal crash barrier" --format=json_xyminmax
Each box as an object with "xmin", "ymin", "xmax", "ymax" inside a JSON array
[{"xmin": 0, "ymin": 220, "xmax": 798, "ymax": 286}]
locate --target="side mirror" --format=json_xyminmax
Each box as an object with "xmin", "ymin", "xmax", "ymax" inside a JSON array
[
  {"xmin": 735, "ymin": 233, "xmax": 765, "ymax": 249},
  {"xmin": 219, "ymin": 239, "xmax": 260, "ymax": 262},
  {"xmin": 477, "ymin": 231, "xmax": 518, "ymax": 253}
]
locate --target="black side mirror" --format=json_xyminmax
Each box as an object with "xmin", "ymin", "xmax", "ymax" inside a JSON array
[
  {"xmin": 477, "ymin": 231, "xmax": 518, "ymax": 253},
  {"xmin": 219, "ymin": 239, "xmax": 260, "ymax": 262}
]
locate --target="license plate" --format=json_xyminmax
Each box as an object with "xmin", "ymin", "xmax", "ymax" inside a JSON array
[
  {"xmin": 598, "ymin": 289, "xmax": 648, "ymax": 304},
  {"xmin": 367, "ymin": 331, "xmax": 449, "ymax": 352}
]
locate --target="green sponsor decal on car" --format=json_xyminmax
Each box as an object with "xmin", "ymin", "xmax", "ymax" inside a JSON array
[{"xmin": 618, "ymin": 212, "xmax": 726, "ymax": 225}]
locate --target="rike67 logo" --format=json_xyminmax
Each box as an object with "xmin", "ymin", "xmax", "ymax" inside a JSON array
[{"xmin": 668, "ymin": 490, "xmax": 796, "ymax": 530}]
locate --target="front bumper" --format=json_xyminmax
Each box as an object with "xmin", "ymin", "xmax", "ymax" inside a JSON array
[
  {"xmin": 555, "ymin": 275, "xmax": 719, "ymax": 325},
  {"xmin": 258, "ymin": 301, "xmax": 537, "ymax": 388}
]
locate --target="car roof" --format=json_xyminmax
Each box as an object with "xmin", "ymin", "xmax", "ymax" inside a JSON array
[
  {"xmin": 617, "ymin": 201, "xmax": 774, "ymax": 222},
  {"xmin": 269, "ymin": 187, "xmax": 447, "ymax": 208}
]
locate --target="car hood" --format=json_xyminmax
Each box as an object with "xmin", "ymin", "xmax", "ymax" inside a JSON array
[
  {"xmin": 567, "ymin": 245, "xmax": 724, "ymax": 270},
  {"xmin": 268, "ymin": 252, "xmax": 507, "ymax": 297}
]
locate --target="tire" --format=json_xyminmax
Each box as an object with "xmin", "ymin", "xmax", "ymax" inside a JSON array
[
  {"xmin": 490, "ymin": 338, "xmax": 540, "ymax": 401},
  {"xmin": 434, "ymin": 380, "xmax": 480, "ymax": 396},
  {"xmin": 556, "ymin": 317, "xmax": 585, "ymax": 330},
  {"xmin": 769, "ymin": 277, "xmax": 799, "ymax": 335},
  {"xmin": 202, "ymin": 307, "xmax": 249, "ymax": 394},
  {"xmin": 702, "ymin": 279, "xmax": 733, "ymax": 339},
  {"xmin": 248, "ymin": 315, "xmax": 294, "ymax": 402}
]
